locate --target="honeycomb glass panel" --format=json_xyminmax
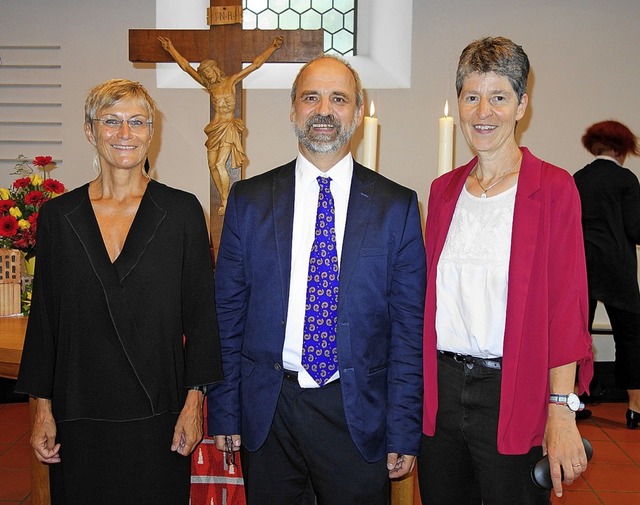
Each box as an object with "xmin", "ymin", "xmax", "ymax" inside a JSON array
[
  {"xmin": 245, "ymin": 0, "xmax": 269, "ymax": 13},
  {"xmin": 334, "ymin": 0, "xmax": 354, "ymax": 13},
  {"xmin": 244, "ymin": 11, "xmax": 258, "ymax": 29},
  {"xmin": 311, "ymin": 0, "xmax": 333, "ymax": 14},
  {"xmin": 256, "ymin": 9, "xmax": 278, "ymax": 29},
  {"xmin": 279, "ymin": 10, "xmax": 301, "ymax": 29},
  {"xmin": 243, "ymin": 0, "xmax": 355, "ymax": 55},
  {"xmin": 332, "ymin": 30, "xmax": 353, "ymax": 56},
  {"xmin": 343, "ymin": 10, "xmax": 354, "ymax": 32},
  {"xmin": 300, "ymin": 10, "xmax": 322, "ymax": 30},
  {"xmin": 290, "ymin": 0, "xmax": 312, "ymax": 13},
  {"xmin": 268, "ymin": 0, "xmax": 290, "ymax": 14},
  {"xmin": 322, "ymin": 11, "xmax": 343, "ymax": 33}
]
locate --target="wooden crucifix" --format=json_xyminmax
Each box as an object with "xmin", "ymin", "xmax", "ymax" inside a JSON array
[{"xmin": 128, "ymin": 0, "xmax": 323, "ymax": 241}]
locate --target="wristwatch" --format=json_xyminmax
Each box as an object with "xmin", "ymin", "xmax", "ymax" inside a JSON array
[
  {"xmin": 549, "ymin": 393, "xmax": 584, "ymax": 412},
  {"xmin": 189, "ymin": 385, "xmax": 208, "ymax": 395}
]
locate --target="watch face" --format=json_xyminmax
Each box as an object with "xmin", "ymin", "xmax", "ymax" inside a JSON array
[{"xmin": 567, "ymin": 393, "xmax": 581, "ymax": 411}]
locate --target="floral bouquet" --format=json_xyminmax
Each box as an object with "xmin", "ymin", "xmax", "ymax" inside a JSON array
[
  {"xmin": 0, "ymin": 156, "xmax": 64, "ymax": 315},
  {"xmin": 0, "ymin": 155, "xmax": 65, "ymax": 259}
]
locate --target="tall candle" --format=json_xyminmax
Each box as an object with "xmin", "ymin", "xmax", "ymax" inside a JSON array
[
  {"xmin": 438, "ymin": 100, "xmax": 454, "ymax": 176},
  {"xmin": 363, "ymin": 101, "xmax": 378, "ymax": 170}
]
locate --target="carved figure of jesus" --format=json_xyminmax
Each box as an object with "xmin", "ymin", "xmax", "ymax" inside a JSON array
[{"xmin": 159, "ymin": 36, "xmax": 283, "ymax": 215}]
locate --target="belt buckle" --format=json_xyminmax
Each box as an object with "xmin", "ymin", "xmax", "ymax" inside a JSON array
[{"xmin": 453, "ymin": 353, "xmax": 475, "ymax": 369}]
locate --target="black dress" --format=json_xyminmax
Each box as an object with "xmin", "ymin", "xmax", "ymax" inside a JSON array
[{"xmin": 16, "ymin": 180, "xmax": 223, "ymax": 505}]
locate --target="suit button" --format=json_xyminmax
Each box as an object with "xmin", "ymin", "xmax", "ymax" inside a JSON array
[{"xmin": 274, "ymin": 363, "xmax": 282, "ymax": 371}]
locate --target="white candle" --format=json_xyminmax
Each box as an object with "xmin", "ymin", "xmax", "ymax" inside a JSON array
[
  {"xmin": 438, "ymin": 100, "xmax": 454, "ymax": 176},
  {"xmin": 363, "ymin": 101, "xmax": 378, "ymax": 170}
]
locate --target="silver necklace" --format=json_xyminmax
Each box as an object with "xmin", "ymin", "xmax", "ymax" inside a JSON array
[{"xmin": 474, "ymin": 155, "xmax": 522, "ymax": 199}]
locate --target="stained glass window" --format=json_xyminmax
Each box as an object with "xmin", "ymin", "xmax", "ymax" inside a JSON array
[{"xmin": 243, "ymin": 0, "xmax": 356, "ymax": 56}]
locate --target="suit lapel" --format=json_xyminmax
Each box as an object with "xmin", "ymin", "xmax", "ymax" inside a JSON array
[
  {"xmin": 273, "ymin": 162, "xmax": 296, "ymax": 308},
  {"xmin": 339, "ymin": 163, "xmax": 375, "ymax": 297}
]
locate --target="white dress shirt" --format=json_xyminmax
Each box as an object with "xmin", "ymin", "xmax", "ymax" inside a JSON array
[{"xmin": 282, "ymin": 152, "xmax": 352, "ymax": 387}]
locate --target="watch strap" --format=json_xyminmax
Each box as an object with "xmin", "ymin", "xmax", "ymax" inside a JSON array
[{"xmin": 549, "ymin": 393, "xmax": 584, "ymax": 412}]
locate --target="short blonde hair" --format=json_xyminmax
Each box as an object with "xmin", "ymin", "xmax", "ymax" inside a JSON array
[{"xmin": 84, "ymin": 79, "xmax": 156, "ymax": 125}]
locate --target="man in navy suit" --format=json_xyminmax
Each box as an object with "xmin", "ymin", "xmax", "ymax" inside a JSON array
[{"xmin": 207, "ymin": 55, "xmax": 426, "ymax": 504}]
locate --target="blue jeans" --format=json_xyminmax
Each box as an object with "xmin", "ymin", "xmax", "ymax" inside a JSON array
[{"xmin": 418, "ymin": 352, "xmax": 550, "ymax": 505}]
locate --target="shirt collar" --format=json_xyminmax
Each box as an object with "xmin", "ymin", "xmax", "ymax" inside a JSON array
[
  {"xmin": 295, "ymin": 151, "xmax": 353, "ymax": 192},
  {"xmin": 595, "ymin": 155, "xmax": 623, "ymax": 167}
]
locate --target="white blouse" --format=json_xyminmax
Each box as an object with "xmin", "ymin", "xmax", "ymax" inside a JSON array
[{"xmin": 435, "ymin": 183, "xmax": 517, "ymax": 358}]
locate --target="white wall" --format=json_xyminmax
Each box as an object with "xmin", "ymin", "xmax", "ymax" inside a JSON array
[{"xmin": 2, "ymin": 0, "xmax": 639, "ymax": 359}]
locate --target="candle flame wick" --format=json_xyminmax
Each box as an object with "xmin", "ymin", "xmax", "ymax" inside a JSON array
[
  {"xmin": 444, "ymin": 100, "xmax": 449, "ymax": 117},
  {"xmin": 370, "ymin": 100, "xmax": 375, "ymax": 117}
]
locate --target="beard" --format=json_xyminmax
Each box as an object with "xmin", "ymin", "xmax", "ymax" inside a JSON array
[{"xmin": 292, "ymin": 112, "xmax": 359, "ymax": 154}]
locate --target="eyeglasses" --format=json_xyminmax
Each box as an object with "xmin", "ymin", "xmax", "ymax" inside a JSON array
[{"xmin": 92, "ymin": 117, "xmax": 152, "ymax": 130}]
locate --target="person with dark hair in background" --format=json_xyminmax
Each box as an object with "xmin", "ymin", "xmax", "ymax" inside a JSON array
[
  {"xmin": 16, "ymin": 79, "xmax": 222, "ymax": 505},
  {"xmin": 419, "ymin": 37, "xmax": 594, "ymax": 504},
  {"xmin": 574, "ymin": 120, "xmax": 640, "ymax": 429}
]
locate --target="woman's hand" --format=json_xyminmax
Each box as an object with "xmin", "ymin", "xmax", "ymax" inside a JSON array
[
  {"xmin": 543, "ymin": 404, "xmax": 588, "ymax": 497},
  {"xmin": 171, "ymin": 389, "xmax": 204, "ymax": 456},
  {"xmin": 31, "ymin": 398, "xmax": 61, "ymax": 464}
]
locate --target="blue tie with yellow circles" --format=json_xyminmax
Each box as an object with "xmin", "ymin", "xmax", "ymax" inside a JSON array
[{"xmin": 301, "ymin": 176, "xmax": 339, "ymax": 386}]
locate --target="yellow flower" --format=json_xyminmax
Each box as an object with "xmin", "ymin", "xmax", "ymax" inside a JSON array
[
  {"xmin": 0, "ymin": 188, "xmax": 10, "ymax": 200},
  {"xmin": 30, "ymin": 174, "xmax": 43, "ymax": 186},
  {"xmin": 18, "ymin": 219, "xmax": 30, "ymax": 230},
  {"xmin": 9, "ymin": 207, "xmax": 22, "ymax": 218}
]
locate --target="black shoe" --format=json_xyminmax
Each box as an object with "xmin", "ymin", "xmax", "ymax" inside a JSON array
[
  {"xmin": 626, "ymin": 408, "xmax": 640, "ymax": 429},
  {"xmin": 576, "ymin": 409, "xmax": 592, "ymax": 420}
]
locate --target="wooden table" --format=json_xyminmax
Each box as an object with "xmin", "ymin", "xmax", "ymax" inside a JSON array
[{"xmin": 0, "ymin": 316, "xmax": 50, "ymax": 505}]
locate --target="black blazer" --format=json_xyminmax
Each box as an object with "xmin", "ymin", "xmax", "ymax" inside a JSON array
[
  {"xmin": 16, "ymin": 180, "xmax": 223, "ymax": 421},
  {"xmin": 574, "ymin": 158, "xmax": 640, "ymax": 313}
]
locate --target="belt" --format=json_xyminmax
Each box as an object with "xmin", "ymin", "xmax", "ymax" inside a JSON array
[
  {"xmin": 439, "ymin": 351, "xmax": 502, "ymax": 370},
  {"xmin": 282, "ymin": 369, "xmax": 340, "ymax": 385},
  {"xmin": 283, "ymin": 369, "xmax": 298, "ymax": 381}
]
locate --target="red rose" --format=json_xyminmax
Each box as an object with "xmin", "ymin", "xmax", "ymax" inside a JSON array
[
  {"xmin": 33, "ymin": 156, "xmax": 53, "ymax": 167},
  {"xmin": 0, "ymin": 200, "xmax": 17, "ymax": 212},
  {"xmin": 0, "ymin": 215, "xmax": 19, "ymax": 237},
  {"xmin": 42, "ymin": 179, "xmax": 65, "ymax": 194},
  {"xmin": 12, "ymin": 177, "xmax": 32, "ymax": 189},
  {"xmin": 24, "ymin": 191, "xmax": 45, "ymax": 205}
]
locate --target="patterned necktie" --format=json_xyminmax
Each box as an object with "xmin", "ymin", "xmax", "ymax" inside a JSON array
[{"xmin": 302, "ymin": 176, "xmax": 339, "ymax": 386}]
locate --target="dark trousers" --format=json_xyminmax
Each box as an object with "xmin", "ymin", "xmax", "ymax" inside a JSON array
[
  {"xmin": 241, "ymin": 376, "xmax": 389, "ymax": 505},
  {"xmin": 418, "ymin": 353, "xmax": 550, "ymax": 505},
  {"xmin": 589, "ymin": 298, "xmax": 640, "ymax": 389}
]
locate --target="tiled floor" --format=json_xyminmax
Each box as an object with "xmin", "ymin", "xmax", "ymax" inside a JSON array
[
  {"xmin": 0, "ymin": 402, "xmax": 31, "ymax": 504},
  {"xmin": 0, "ymin": 401, "xmax": 638, "ymax": 505},
  {"xmin": 551, "ymin": 402, "xmax": 640, "ymax": 505}
]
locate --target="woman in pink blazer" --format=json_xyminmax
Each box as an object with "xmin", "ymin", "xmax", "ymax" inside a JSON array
[{"xmin": 418, "ymin": 37, "xmax": 593, "ymax": 505}]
